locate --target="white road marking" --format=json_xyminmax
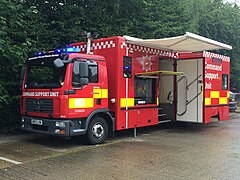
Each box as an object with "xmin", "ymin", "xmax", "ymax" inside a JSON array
[
  {"xmin": 43, "ymin": 147, "xmax": 67, "ymax": 152},
  {"xmin": 0, "ymin": 157, "xmax": 22, "ymax": 165},
  {"xmin": 141, "ymin": 134, "xmax": 150, "ymax": 136},
  {"xmin": 125, "ymin": 138, "xmax": 144, "ymax": 142}
]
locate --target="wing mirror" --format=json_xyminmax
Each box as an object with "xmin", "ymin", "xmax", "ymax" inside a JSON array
[{"xmin": 53, "ymin": 58, "xmax": 64, "ymax": 68}]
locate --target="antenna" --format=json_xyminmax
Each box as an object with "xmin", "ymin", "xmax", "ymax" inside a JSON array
[{"xmin": 81, "ymin": 32, "xmax": 99, "ymax": 54}]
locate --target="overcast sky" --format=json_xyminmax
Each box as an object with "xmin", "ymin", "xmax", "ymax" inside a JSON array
[{"xmin": 224, "ymin": 0, "xmax": 240, "ymax": 5}]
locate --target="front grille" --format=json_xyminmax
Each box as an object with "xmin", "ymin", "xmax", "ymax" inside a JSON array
[{"xmin": 26, "ymin": 98, "xmax": 53, "ymax": 113}]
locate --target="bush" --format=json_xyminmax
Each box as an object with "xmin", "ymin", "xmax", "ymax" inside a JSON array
[{"xmin": 0, "ymin": 83, "xmax": 22, "ymax": 134}]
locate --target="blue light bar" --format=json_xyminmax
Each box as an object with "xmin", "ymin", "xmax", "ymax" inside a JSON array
[
  {"xmin": 34, "ymin": 47, "xmax": 80, "ymax": 57},
  {"xmin": 65, "ymin": 47, "xmax": 80, "ymax": 53},
  {"xmin": 55, "ymin": 49, "xmax": 63, "ymax": 53},
  {"xmin": 35, "ymin": 52, "xmax": 45, "ymax": 56}
]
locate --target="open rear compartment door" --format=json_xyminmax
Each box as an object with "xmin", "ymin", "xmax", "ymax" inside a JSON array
[{"xmin": 177, "ymin": 58, "xmax": 203, "ymax": 123}]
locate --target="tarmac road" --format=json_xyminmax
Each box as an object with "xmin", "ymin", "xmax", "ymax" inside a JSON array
[{"xmin": 0, "ymin": 113, "xmax": 240, "ymax": 180}]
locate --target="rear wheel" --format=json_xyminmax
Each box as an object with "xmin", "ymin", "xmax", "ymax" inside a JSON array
[{"xmin": 87, "ymin": 116, "xmax": 108, "ymax": 145}]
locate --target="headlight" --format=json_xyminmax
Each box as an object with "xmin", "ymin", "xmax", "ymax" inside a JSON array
[
  {"xmin": 55, "ymin": 129, "xmax": 60, "ymax": 134},
  {"xmin": 55, "ymin": 122, "xmax": 66, "ymax": 128}
]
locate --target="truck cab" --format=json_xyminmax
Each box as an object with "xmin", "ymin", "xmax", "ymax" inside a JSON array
[{"xmin": 20, "ymin": 48, "xmax": 114, "ymax": 144}]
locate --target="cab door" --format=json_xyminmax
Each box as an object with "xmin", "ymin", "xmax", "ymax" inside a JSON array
[{"xmin": 68, "ymin": 60, "xmax": 107, "ymax": 119}]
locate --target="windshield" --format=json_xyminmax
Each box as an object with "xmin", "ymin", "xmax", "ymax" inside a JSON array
[{"xmin": 25, "ymin": 59, "xmax": 66, "ymax": 89}]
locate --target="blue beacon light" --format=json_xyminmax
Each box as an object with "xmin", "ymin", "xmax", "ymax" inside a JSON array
[
  {"xmin": 55, "ymin": 49, "xmax": 63, "ymax": 53},
  {"xmin": 66, "ymin": 47, "xmax": 80, "ymax": 53},
  {"xmin": 36, "ymin": 52, "xmax": 45, "ymax": 56},
  {"xmin": 35, "ymin": 47, "xmax": 80, "ymax": 56}
]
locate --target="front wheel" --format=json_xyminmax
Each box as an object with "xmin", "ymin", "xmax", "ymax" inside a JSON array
[{"xmin": 87, "ymin": 116, "xmax": 108, "ymax": 145}]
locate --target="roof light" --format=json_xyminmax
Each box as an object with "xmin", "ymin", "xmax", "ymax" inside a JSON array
[
  {"xmin": 55, "ymin": 49, "xmax": 63, "ymax": 53},
  {"xmin": 66, "ymin": 47, "xmax": 80, "ymax": 53},
  {"xmin": 33, "ymin": 47, "xmax": 80, "ymax": 57},
  {"xmin": 35, "ymin": 52, "xmax": 45, "ymax": 56}
]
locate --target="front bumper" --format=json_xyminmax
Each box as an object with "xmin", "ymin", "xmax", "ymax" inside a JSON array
[
  {"xmin": 21, "ymin": 116, "xmax": 87, "ymax": 137},
  {"xmin": 229, "ymin": 102, "xmax": 237, "ymax": 112}
]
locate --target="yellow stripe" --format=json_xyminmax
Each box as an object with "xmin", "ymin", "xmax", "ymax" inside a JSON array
[
  {"xmin": 219, "ymin": 97, "xmax": 228, "ymax": 104},
  {"xmin": 128, "ymin": 98, "xmax": 134, "ymax": 107},
  {"xmin": 227, "ymin": 91, "xmax": 230, "ymax": 98},
  {"xmin": 93, "ymin": 89, "xmax": 108, "ymax": 98},
  {"xmin": 101, "ymin": 89, "xmax": 108, "ymax": 98},
  {"xmin": 205, "ymin": 98, "xmax": 211, "ymax": 105},
  {"xmin": 93, "ymin": 89, "xmax": 101, "ymax": 98},
  {"xmin": 120, "ymin": 98, "xmax": 134, "ymax": 107},
  {"xmin": 210, "ymin": 91, "xmax": 219, "ymax": 98},
  {"xmin": 69, "ymin": 98, "xmax": 94, "ymax": 109}
]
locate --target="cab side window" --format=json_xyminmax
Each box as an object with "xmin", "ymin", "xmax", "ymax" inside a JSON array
[
  {"xmin": 88, "ymin": 61, "xmax": 98, "ymax": 83},
  {"xmin": 72, "ymin": 61, "xmax": 81, "ymax": 88},
  {"xmin": 72, "ymin": 61, "xmax": 99, "ymax": 88}
]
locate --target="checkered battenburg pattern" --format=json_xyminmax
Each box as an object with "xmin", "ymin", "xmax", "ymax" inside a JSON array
[
  {"xmin": 203, "ymin": 51, "xmax": 230, "ymax": 62},
  {"xmin": 72, "ymin": 41, "xmax": 229, "ymax": 62},
  {"xmin": 126, "ymin": 43, "xmax": 178, "ymax": 58},
  {"xmin": 205, "ymin": 91, "xmax": 229, "ymax": 106},
  {"xmin": 72, "ymin": 40, "xmax": 116, "ymax": 52},
  {"xmin": 72, "ymin": 40, "xmax": 178, "ymax": 58}
]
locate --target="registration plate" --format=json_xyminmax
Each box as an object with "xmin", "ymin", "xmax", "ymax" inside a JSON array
[{"xmin": 31, "ymin": 119, "xmax": 43, "ymax": 125}]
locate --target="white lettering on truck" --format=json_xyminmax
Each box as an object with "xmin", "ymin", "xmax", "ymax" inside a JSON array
[{"xmin": 22, "ymin": 92, "xmax": 59, "ymax": 97}]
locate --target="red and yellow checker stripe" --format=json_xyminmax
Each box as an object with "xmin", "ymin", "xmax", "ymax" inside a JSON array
[{"xmin": 205, "ymin": 91, "xmax": 229, "ymax": 105}]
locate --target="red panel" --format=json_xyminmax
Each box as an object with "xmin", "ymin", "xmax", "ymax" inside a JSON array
[
  {"xmin": 220, "ymin": 91, "xmax": 227, "ymax": 97},
  {"xmin": 203, "ymin": 53, "xmax": 230, "ymax": 123},
  {"xmin": 178, "ymin": 52, "xmax": 204, "ymax": 59},
  {"xmin": 211, "ymin": 98, "xmax": 219, "ymax": 105},
  {"xmin": 218, "ymin": 106, "xmax": 230, "ymax": 121},
  {"xmin": 205, "ymin": 90, "xmax": 210, "ymax": 98},
  {"xmin": 204, "ymin": 106, "xmax": 230, "ymax": 124},
  {"xmin": 136, "ymin": 108, "xmax": 158, "ymax": 127}
]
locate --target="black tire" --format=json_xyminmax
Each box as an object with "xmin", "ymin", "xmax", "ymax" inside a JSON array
[{"xmin": 86, "ymin": 116, "xmax": 108, "ymax": 145}]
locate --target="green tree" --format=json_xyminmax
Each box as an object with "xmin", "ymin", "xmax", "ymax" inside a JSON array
[{"xmin": 0, "ymin": 0, "xmax": 31, "ymax": 133}]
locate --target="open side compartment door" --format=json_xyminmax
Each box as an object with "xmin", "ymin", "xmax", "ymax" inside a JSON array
[{"xmin": 177, "ymin": 58, "xmax": 203, "ymax": 123}]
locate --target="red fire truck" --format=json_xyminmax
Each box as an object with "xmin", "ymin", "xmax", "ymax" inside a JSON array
[{"xmin": 20, "ymin": 32, "xmax": 232, "ymax": 144}]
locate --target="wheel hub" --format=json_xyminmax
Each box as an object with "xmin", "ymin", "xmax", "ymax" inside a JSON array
[{"xmin": 92, "ymin": 123, "xmax": 104, "ymax": 138}]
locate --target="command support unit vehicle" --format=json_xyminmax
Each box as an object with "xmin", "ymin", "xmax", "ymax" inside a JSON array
[{"xmin": 20, "ymin": 32, "xmax": 232, "ymax": 144}]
